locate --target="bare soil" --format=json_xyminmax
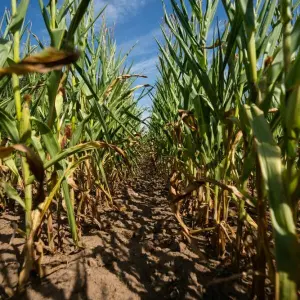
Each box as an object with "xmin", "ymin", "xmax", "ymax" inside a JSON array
[{"xmin": 0, "ymin": 163, "xmax": 252, "ymax": 300}]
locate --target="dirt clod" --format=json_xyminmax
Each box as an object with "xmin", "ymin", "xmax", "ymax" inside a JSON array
[{"xmin": 87, "ymin": 258, "xmax": 97, "ymax": 268}]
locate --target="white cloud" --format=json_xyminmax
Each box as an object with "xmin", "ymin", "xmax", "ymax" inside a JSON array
[
  {"xmin": 118, "ymin": 27, "xmax": 162, "ymax": 58},
  {"xmin": 131, "ymin": 56, "xmax": 158, "ymax": 75},
  {"xmin": 95, "ymin": 0, "xmax": 151, "ymax": 24}
]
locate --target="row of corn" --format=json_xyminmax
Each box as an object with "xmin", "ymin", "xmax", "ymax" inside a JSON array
[
  {"xmin": 0, "ymin": 0, "xmax": 148, "ymax": 291},
  {"xmin": 150, "ymin": 0, "xmax": 300, "ymax": 299}
]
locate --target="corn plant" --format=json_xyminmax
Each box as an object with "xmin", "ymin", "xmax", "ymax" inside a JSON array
[
  {"xmin": 0, "ymin": 0, "xmax": 147, "ymax": 292},
  {"xmin": 150, "ymin": 0, "xmax": 300, "ymax": 298}
]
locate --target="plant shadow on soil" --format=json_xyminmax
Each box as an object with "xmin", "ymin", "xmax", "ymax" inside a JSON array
[{"xmin": 1, "ymin": 165, "xmax": 253, "ymax": 300}]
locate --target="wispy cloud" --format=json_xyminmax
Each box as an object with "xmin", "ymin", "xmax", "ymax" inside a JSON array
[
  {"xmin": 95, "ymin": 0, "xmax": 151, "ymax": 24},
  {"xmin": 118, "ymin": 27, "xmax": 162, "ymax": 58},
  {"xmin": 118, "ymin": 28, "xmax": 161, "ymax": 90},
  {"xmin": 132, "ymin": 56, "xmax": 158, "ymax": 76}
]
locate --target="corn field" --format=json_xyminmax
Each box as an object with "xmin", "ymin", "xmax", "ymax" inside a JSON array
[{"xmin": 0, "ymin": 0, "xmax": 299, "ymax": 299}]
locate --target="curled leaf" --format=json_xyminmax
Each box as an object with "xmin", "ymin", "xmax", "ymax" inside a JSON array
[
  {"xmin": 0, "ymin": 182, "xmax": 25, "ymax": 208},
  {"xmin": 0, "ymin": 144, "xmax": 44, "ymax": 207},
  {"xmin": 0, "ymin": 47, "xmax": 80, "ymax": 76},
  {"xmin": 44, "ymin": 141, "xmax": 129, "ymax": 170},
  {"xmin": 170, "ymin": 177, "xmax": 254, "ymax": 205}
]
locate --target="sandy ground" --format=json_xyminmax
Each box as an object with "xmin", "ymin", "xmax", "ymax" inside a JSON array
[{"xmin": 0, "ymin": 165, "xmax": 251, "ymax": 300}]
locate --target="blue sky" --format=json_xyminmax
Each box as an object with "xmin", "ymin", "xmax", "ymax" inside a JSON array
[{"xmin": 0, "ymin": 0, "xmax": 225, "ymax": 109}]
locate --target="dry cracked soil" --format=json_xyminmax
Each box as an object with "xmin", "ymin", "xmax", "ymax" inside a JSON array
[{"xmin": 0, "ymin": 162, "xmax": 250, "ymax": 300}]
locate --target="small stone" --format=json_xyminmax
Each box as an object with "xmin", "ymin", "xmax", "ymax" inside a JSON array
[
  {"xmin": 87, "ymin": 258, "xmax": 97, "ymax": 267},
  {"xmin": 112, "ymin": 261, "xmax": 118, "ymax": 270},
  {"xmin": 143, "ymin": 240, "xmax": 155, "ymax": 252},
  {"xmin": 189, "ymin": 272, "xmax": 197, "ymax": 283},
  {"xmin": 179, "ymin": 242, "xmax": 187, "ymax": 252},
  {"xmin": 123, "ymin": 231, "xmax": 133, "ymax": 239}
]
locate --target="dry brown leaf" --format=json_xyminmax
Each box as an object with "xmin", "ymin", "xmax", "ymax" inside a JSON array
[
  {"xmin": 0, "ymin": 47, "xmax": 80, "ymax": 76},
  {"xmin": 67, "ymin": 177, "xmax": 78, "ymax": 190},
  {"xmin": 0, "ymin": 144, "xmax": 44, "ymax": 207}
]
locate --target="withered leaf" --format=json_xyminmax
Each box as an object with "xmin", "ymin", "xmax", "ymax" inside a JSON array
[
  {"xmin": 0, "ymin": 47, "xmax": 80, "ymax": 76},
  {"xmin": 0, "ymin": 144, "xmax": 45, "ymax": 208},
  {"xmin": 13, "ymin": 144, "xmax": 44, "ymax": 184}
]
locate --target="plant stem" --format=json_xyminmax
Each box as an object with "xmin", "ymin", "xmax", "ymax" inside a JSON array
[
  {"xmin": 11, "ymin": 0, "xmax": 33, "ymax": 238},
  {"xmin": 11, "ymin": 0, "xmax": 21, "ymax": 121},
  {"xmin": 51, "ymin": 0, "xmax": 56, "ymax": 30},
  {"xmin": 22, "ymin": 158, "xmax": 32, "ymax": 236},
  {"xmin": 281, "ymin": 0, "xmax": 292, "ymax": 75}
]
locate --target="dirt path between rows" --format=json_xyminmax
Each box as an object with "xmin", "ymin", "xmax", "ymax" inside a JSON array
[{"xmin": 0, "ymin": 162, "xmax": 249, "ymax": 299}]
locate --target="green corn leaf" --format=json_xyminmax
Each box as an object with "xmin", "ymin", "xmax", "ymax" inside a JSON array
[
  {"xmin": 293, "ymin": 0, "xmax": 300, "ymax": 8},
  {"xmin": 6, "ymin": 0, "xmax": 29, "ymax": 34},
  {"xmin": 31, "ymin": 117, "xmax": 78, "ymax": 243},
  {"xmin": 59, "ymin": 173, "xmax": 78, "ymax": 243},
  {"xmin": 50, "ymin": 28, "xmax": 65, "ymax": 49},
  {"xmin": 79, "ymin": 5, "xmax": 106, "ymax": 38},
  {"xmin": 31, "ymin": 117, "xmax": 60, "ymax": 157},
  {"xmin": 1, "ymin": 182, "xmax": 25, "ymax": 209},
  {"xmin": 38, "ymin": 0, "xmax": 51, "ymax": 35},
  {"xmin": 44, "ymin": 141, "xmax": 127, "ymax": 170},
  {"xmin": 0, "ymin": 108, "xmax": 20, "ymax": 143},
  {"xmin": 37, "ymin": 155, "xmax": 91, "ymax": 228},
  {"xmin": 67, "ymin": 0, "xmax": 92, "ymax": 42},
  {"xmin": 0, "ymin": 39, "xmax": 12, "ymax": 67},
  {"xmin": 31, "ymin": 135, "xmax": 46, "ymax": 162},
  {"xmin": 70, "ymin": 113, "xmax": 92, "ymax": 146},
  {"xmin": 237, "ymin": 0, "xmax": 255, "ymax": 31},
  {"xmin": 3, "ymin": 157, "xmax": 21, "ymax": 180},
  {"xmin": 246, "ymin": 104, "xmax": 299, "ymax": 300},
  {"xmin": 57, "ymin": 1, "xmax": 74, "ymax": 25}
]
